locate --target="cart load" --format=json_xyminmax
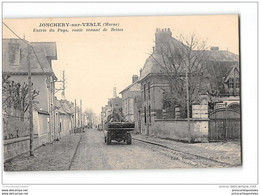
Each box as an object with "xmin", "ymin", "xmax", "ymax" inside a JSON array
[
  {"xmin": 104, "ymin": 108, "xmax": 134, "ymax": 145},
  {"xmin": 106, "ymin": 122, "xmax": 135, "ymax": 129}
]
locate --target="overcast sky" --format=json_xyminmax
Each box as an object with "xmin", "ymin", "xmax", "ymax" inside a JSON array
[{"xmin": 3, "ymin": 15, "xmax": 239, "ymax": 114}]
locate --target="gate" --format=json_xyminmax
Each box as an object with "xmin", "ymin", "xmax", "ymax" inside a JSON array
[{"xmin": 209, "ymin": 105, "xmax": 241, "ymax": 141}]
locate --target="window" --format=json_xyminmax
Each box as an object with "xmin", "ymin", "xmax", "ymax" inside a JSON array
[
  {"xmin": 148, "ymin": 105, "xmax": 151, "ymax": 123},
  {"xmin": 235, "ymin": 78, "xmax": 240, "ymax": 88},
  {"xmin": 144, "ymin": 106, "xmax": 146, "ymax": 124},
  {"xmin": 229, "ymin": 77, "xmax": 240, "ymax": 89},
  {"xmin": 148, "ymin": 81, "xmax": 151, "ymax": 100},
  {"xmin": 9, "ymin": 43, "xmax": 20, "ymax": 66},
  {"xmin": 228, "ymin": 78, "xmax": 234, "ymax": 89},
  {"xmin": 143, "ymin": 84, "xmax": 146, "ymax": 101}
]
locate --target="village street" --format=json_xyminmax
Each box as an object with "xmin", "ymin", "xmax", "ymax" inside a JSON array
[{"xmin": 4, "ymin": 129, "xmax": 241, "ymax": 171}]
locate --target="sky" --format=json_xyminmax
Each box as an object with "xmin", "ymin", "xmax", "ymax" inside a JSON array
[{"xmin": 3, "ymin": 15, "xmax": 239, "ymax": 114}]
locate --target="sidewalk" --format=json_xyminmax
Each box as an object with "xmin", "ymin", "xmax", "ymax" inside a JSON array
[
  {"xmin": 133, "ymin": 134, "xmax": 241, "ymax": 166},
  {"xmin": 4, "ymin": 133, "xmax": 82, "ymax": 171}
]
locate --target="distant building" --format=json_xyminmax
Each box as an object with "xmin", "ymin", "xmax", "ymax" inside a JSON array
[
  {"xmin": 100, "ymin": 88, "xmax": 123, "ymax": 129},
  {"xmin": 55, "ymin": 98, "xmax": 74, "ymax": 139},
  {"xmin": 120, "ymin": 75, "xmax": 141, "ymax": 123}
]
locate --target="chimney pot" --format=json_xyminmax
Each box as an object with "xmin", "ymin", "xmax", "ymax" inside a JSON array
[{"xmin": 132, "ymin": 75, "xmax": 139, "ymax": 83}]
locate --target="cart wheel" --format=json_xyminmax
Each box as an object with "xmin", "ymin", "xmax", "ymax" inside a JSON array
[
  {"xmin": 126, "ymin": 133, "xmax": 132, "ymax": 145},
  {"xmin": 107, "ymin": 132, "xmax": 111, "ymax": 145}
]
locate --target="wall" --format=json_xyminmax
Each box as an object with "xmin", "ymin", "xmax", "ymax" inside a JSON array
[
  {"xmin": 150, "ymin": 119, "xmax": 209, "ymax": 142},
  {"xmin": 60, "ymin": 114, "xmax": 73, "ymax": 137},
  {"xmin": 6, "ymin": 75, "xmax": 49, "ymax": 112},
  {"xmin": 4, "ymin": 134, "xmax": 49, "ymax": 162}
]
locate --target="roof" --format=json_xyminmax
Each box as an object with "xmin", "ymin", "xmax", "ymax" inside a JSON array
[
  {"xmin": 139, "ymin": 36, "xmax": 188, "ymax": 82},
  {"xmin": 205, "ymin": 50, "xmax": 239, "ymax": 62},
  {"xmin": 31, "ymin": 42, "xmax": 57, "ymax": 60},
  {"xmin": 119, "ymin": 80, "xmax": 141, "ymax": 94},
  {"xmin": 55, "ymin": 99, "xmax": 74, "ymax": 115},
  {"xmin": 139, "ymin": 53, "xmax": 164, "ymax": 81},
  {"xmin": 139, "ymin": 35, "xmax": 239, "ymax": 83},
  {"xmin": 2, "ymin": 39, "xmax": 57, "ymax": 75}
]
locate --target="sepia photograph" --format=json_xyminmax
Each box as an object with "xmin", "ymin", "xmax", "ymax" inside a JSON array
[{"xmin": 2, "ymin": 15, "xmax": 242, "ymax": 172}]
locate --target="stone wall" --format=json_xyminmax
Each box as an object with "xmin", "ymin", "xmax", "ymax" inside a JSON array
[
  {"xmin": 149, "ymin": 119, "xmax": 209, "ymax": 142},
  {"xmin": 3, "ymin": 135, "xmax": 48, "ymax": 162}
]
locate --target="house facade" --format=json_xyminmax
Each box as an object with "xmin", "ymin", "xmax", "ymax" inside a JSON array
[
  {"xmin": 3, "ymin": 38, "xmax": 58, "ymax": 161},
  {"xmin": 120, "ymin": 75, "xmax": 141, "ymax": 122},
  {"xmin": 55, "ymin": 98, "xmax": 75, "ymax": 139}
]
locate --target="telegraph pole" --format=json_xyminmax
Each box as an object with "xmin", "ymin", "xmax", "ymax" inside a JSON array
[
  {"xmin": 55, "ymin": 70, "xmax": 66, "ymax": 99},
  {"xmin": 74, "ymin": 99, "xmax": 77, "ymax": 133},
  {"xmin": 27, "ymin": 45, "xmax": 34, "ymax": 156},
  {"xmin": 61, "ymin": 71, "xmax": 66, "ymax": 98},
  {"xmin": 186, "ymin": 71, "xmax": 192, "ymax": 143},
  {"xmin": 80, "ymin": 99, "xmax": 82, "ymax": 128}
]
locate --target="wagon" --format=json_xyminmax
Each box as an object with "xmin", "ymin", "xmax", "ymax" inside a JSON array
[{"xmin": 104, "ymin": 122, "xmax": 135, "ymax": 145}]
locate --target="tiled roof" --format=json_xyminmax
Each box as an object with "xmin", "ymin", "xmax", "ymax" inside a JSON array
[
  {"xmin": 205, "ymin": 50, "xmax": 239, "ymax": 62},
  {"xmin": 2, "ymin": 39, "xmax": 57, "ymax": 74}
]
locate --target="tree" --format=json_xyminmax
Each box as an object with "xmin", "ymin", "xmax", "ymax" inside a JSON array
[
  {"xmin": 151, "ymin": 33, "xmax": 211, "ymax": 118},
  {"xmin": 2, "ymin": 75, "xmax": 39, "ymax": 121},
  {"xmin": 84, "ymin": 108, "xmax": 95, "ymax": 126}
]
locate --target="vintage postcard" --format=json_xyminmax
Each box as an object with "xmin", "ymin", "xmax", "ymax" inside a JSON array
[{"xmin": 2, "ymin": 15, "xmax": 241, "ymax": 171}]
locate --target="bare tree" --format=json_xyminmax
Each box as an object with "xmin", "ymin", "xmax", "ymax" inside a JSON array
[
  {"xmin": 84, "ymin": 108, "xmax": 95, "ymax": 126},
  {"xmin": 2, "ymin": 75, "xmax": 39, "ymax": 121},
  {"xmin": 151, "ymin": 33, "xmax": 211, "ymax": 118}
]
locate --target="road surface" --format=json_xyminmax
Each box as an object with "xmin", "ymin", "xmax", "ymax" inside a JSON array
[{"xmin": 70, "ymin": 129, "xmax": 198, "ymax": 170}]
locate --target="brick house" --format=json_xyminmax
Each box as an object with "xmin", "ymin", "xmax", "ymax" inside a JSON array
[{"xmin": 138, "ymin": 29, "xmax": 239, "ymax": 141}]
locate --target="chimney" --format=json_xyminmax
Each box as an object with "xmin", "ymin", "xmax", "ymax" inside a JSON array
[
  {"xmin": 155, "ymin": 28, "xmax": 172, "ymax": 51},
  {"xmin": 139, "ymin": 68, "xmax": 143, "ymax": 77},
  {"xmin": 113, "ymin": 87, "xmax": 117, "ymax": 98},
  {"xmin": 132, "ymin": 75, "xmax": 138, "ymax": 83},
  {"xmin": 210, "ymin": 47, "xmax": 219, "ymax": 51}
]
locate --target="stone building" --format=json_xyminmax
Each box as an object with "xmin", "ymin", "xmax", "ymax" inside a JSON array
[
  {"xmin": 120, "ymin": 75, "xmax": 141, "ymax": 122},
  {"xmin": 55, "ymin": 98, "xmax": 74, "ymax": 139},
  {"xmin": 3, "ymin": 38, "xmax": 57, "ymax": 161}
]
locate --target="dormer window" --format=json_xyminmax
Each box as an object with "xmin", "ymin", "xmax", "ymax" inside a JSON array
[{"xmin": 9, "ymin": 43, "xmax": 20, "ymax": 66}]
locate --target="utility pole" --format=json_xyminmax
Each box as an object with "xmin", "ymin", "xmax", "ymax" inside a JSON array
[
  {"xmin": 74, "ymin": 99, "xmax": 77, "ymax": 133},
  {"xmin": 80, "ymin": 99, "xmax": 82, "ymax": 128},
  {"xmin": 186, "ymin": 71, "xmax": 191, "ymax": 143},
  {"xmin": 233, "ymin": 68, "xmax": 237, "ymax": 96},
  {"xmin": 55, "ymin": 70, "xmax": 66, "ymax": 99},
  {"xmin": 27, "ymin": 45, "xmax": 34, "ymax": 156},
  {"xmin": 61, "ymin": 71, "xmax": 66, "ymax": 98}
]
